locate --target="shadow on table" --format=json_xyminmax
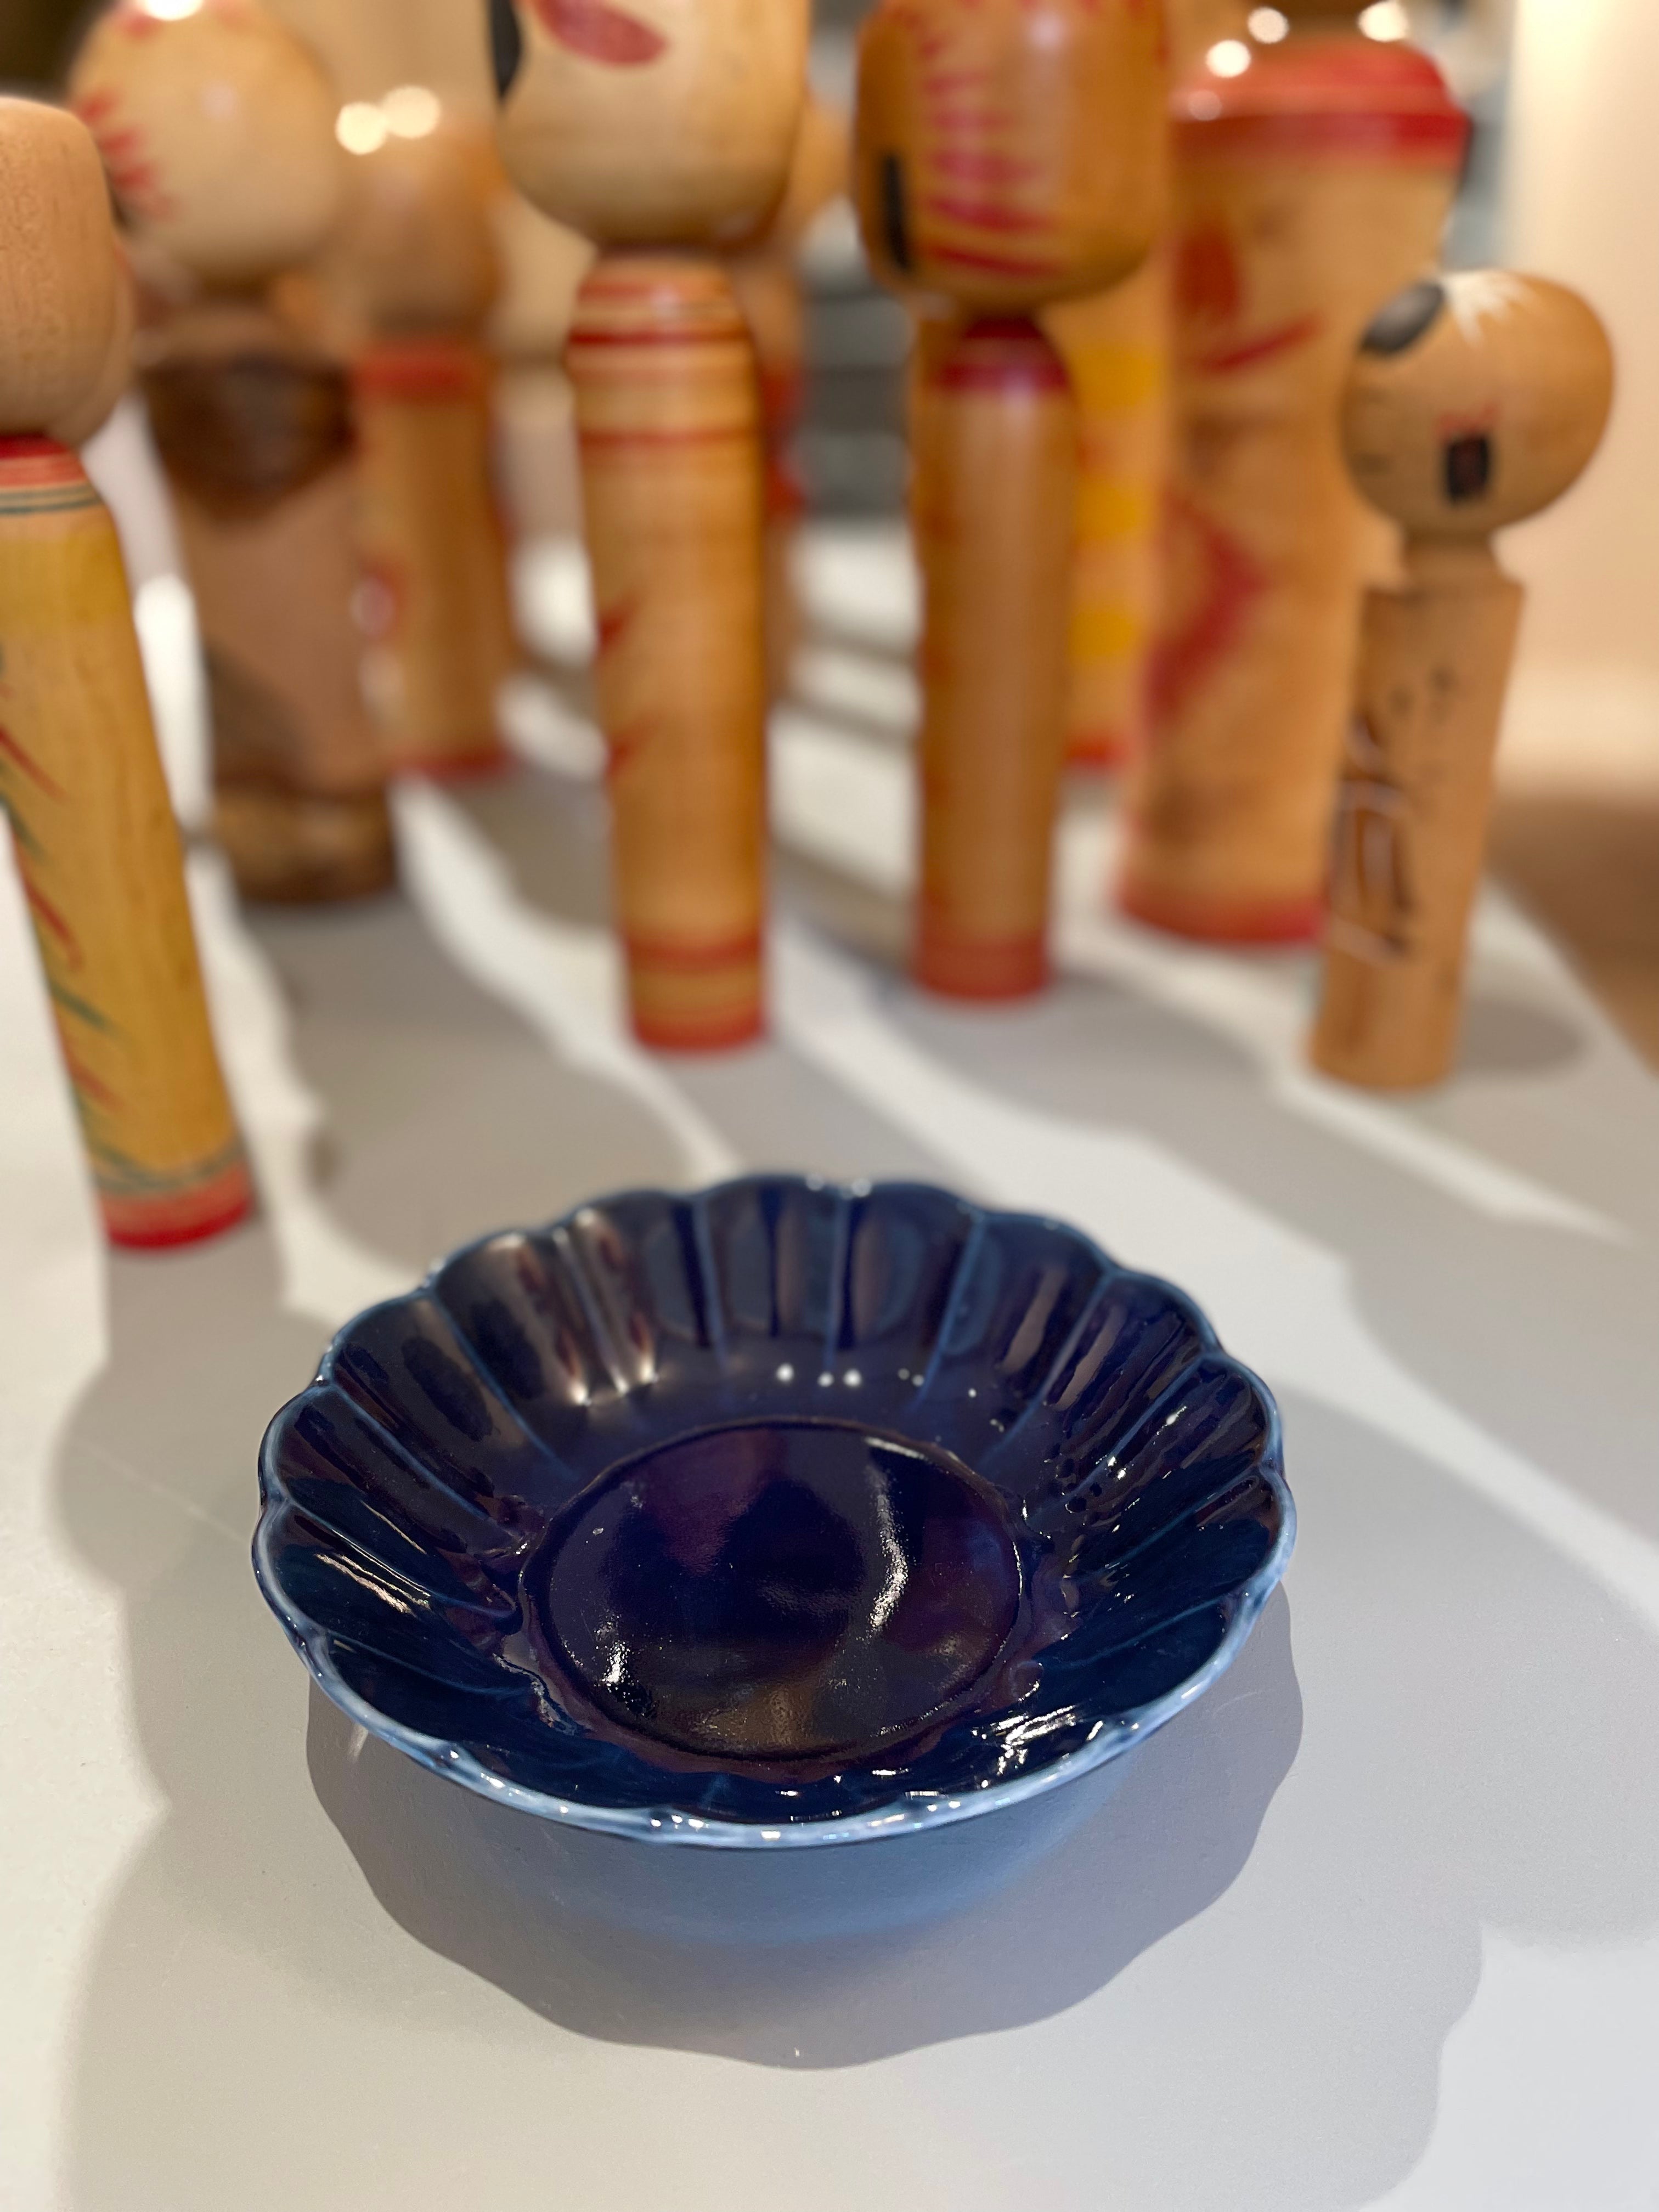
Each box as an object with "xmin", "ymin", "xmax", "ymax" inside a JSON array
[
  {"xmin": 302, "ymin": 1588, "xmax": 1300, "ymax": 2064},
  {"xmin": 49, "ymin": 768, "xmax": 1659, "ymax": 2211}
]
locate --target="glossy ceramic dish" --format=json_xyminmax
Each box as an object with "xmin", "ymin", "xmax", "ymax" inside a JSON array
[{"xmin": 255, "ymin": 1177, "xmax": 1294, "ymax": 1848}]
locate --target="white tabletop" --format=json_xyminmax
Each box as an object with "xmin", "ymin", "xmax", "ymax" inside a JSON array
[{"xmin": 3, "ymin": 417, "xmax": 1658, "ymax": 2211}]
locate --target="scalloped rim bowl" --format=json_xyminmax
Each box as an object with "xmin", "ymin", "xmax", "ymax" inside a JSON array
[{"xmin": 254, "ymin": 1178, "xmax": 1296, "ymax": 1849}]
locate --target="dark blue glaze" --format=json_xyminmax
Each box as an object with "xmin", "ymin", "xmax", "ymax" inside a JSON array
[
  {"xmin": 533, "ymin": 1420, "xmax": 1025, "ymax": 1769},
  {"xmin": 254, "ymin": 1178, "xmax": 1295, "ymax": 1844}
]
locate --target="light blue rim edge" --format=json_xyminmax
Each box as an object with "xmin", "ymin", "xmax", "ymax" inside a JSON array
[{"xmin": 252, "ymin": 1177, "xmax": 1299, "ymax": 1852}]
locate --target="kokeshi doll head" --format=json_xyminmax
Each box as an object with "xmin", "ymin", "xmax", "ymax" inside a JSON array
[
  {"xmin": 1343, "ymin": 272, "xmax": 1615, "ymax": 548},
  {"xmin": 69, "ymin": 0, "xmax": 345, "ymax": 291},
  {"xmin": 492, "ymin": 0, "xmax": 810, "ymax": 249},
  {"xmin": 854, "ymin": 0, "xmax": 1169, "ymax": 314},
  {"xmin": 335, "ymin": 98, "xmax": 503, "ymax": 336},
  {"xmin": 0, "ymin": 99, "xmax": 122, "ymax": 438}
]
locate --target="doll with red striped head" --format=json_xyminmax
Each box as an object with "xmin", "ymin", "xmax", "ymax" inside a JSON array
[{"xmin": 854, "ymin": 0, "xmax": 1169, "ymax": 998}]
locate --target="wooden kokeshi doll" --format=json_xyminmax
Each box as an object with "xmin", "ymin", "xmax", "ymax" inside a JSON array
[
  {"xmin": 730, "ymin": 94, "xmax": 850, "ymax": 696},
  {"xmin": 855, "ymin": 0, "xmax": 1167, "ymax": 998},
  {"xmin": 1119, "ymin": 0, "xmax": 1469, "ymax": 942},
  {"xmin": 0, "ymin": 99, "xmax": 254, "ymax": 1250},
  {"xmin": 70, "ymin": 0, "xmax": 395, "ymax": 906},
  {"xmin": 1311, "ymin": 273, "xmax": 1613, "ymax": 1090},
  {"xmin": 335, "ymin": 101, "xmax": 520, "ymax": 778},
  {"xmin": 493, "ymin": 0, "xmax": 810, "ymax": 1052}
]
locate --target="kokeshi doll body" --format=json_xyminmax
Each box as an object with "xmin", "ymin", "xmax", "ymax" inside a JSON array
[
  {"xmin": 1312, "ymin": 274, "xmax": 1613, "ymax": 1090},
  {"xmin": 855, "ymin": 0, "xmax": 1167, "ymax": 998},
  {"xmin": 494, "ymin": 0, "xmax": 811, "ymax": 1051},
  {"xmin": 1120, "ymin": 5, "xmax": 1469, "ymax": 943},
  {"xmin": 340, "ymin": 111, "xmax": 518, "ymax": 778},
  {"xmin": 0, "ymin": 100, "xmax": 253, "ymax": 1249},
  {"xmin": 1046, "ymin": 252, "xmax": 1171, "ymax": 771},
  {"xmin": 71, "ymin": 0, "xmax": 394, "ymax": 906}
]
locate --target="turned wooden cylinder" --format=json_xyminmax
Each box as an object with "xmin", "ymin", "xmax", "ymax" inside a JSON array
[
  {"xmin": 1120, "ymin": 17, "xmax": 1469, "ymax": 942},
  {"xmin": 338, "ymin": 112, "xmax": 518, "ymax": 778},
  {"xmin": 70, "ymin": 0, "xmax": 394, "ymax": 906},
  {"xmin": 912, "ymin": 320, "xmax": 1077, "ymax": 995},
  {"xmin": 0, "ymin": 99, "xmax": 252, "ymax": 1251},
  {"xmin": 1312, "ymin": 273, "xmax": 1614, "ymax": 1089},
  {"xmin": 493, "ymin": 0, "xmax": 810, "ymax": 1048},
  {"xmin": 567, "ymin": 258, "xmax": 768, "ymax": 1050},
  {"xmin": 855, "ymin": 0, "xmax": 1166, "ymax": 998}
]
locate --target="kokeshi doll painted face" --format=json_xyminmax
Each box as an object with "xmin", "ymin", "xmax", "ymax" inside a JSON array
[
  {"xmin": 0, "ymin": 98, "xmax": 253, "ymax": 1249},
  {"xmin": 1120, "ymin": 11, "xmax": 1469, "ymax": 943},
  {"xmin": 70, "ymin": 0, "xmax": 394, "ymax": 906},
  {"xmin": 338, "ymin": 102, "xmax": 518, "ymax": 779},
  {"xmin": 855, "ymin": 0, "xmax": 1168, "ymax": 315},
  {"xmin": 1311, "ymin": 273, "xmax": 1613, "ymax": 1091},
  {"xmin": 493, "ymin": 0, "xmax": 810, "ymax": 249}
]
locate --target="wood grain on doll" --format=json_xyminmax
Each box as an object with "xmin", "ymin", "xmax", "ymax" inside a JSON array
[
  {"xmin": 0, "ymin": 98, "xmax": 252, "ymax": 1250},
  {"xmin": 1120, "ymin": 12, "xmax": 1468, "ymax": 943},
  {"xmin": 1312, "ymin": 274, "xmax": 1613, "ymax": 1090},
  {"xmin": 912, "ymin": 319, "xmax": 1077, "ymax": 997},
  {"xmin": 70, "ymin": 0, "xmax": 394, "ymax": 905},
  {"xmin": 565, "ymin": 259, "xmax": 768, "ymax": 1049},
  {"xmin": 336, "ymin": 106, "xmax": 519, "ymax": 778}
]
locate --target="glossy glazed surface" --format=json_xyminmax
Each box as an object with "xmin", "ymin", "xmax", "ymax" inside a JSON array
[
  {"xmin": 255, "ymin": 1178, "xmax": 1294, "ymax": 1844},
  {"xmin": 535, "ymin": 1419, "xmax": 1025, "ymax": 1767}
]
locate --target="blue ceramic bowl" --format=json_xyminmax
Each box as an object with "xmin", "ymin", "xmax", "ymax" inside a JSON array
[{"xmin": 255, "ymin": 1177, "xmax": 1294, "ymax": 1849}]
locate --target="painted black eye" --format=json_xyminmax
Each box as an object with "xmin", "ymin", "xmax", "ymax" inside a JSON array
[
  {"xmin": 880, "ymin": 154, "xmax": 912, "ymax": 274},
  {"xmin": 489, "ymin": 0, "xmax": 524, "ymax": 99},
  {"xmin": 1444, "ymin": 432, "xmax": 1493, "ymax": 504},
  {"xmin": 1362, "ymin": 280, "xmax": 1446, "ymax": 358}
]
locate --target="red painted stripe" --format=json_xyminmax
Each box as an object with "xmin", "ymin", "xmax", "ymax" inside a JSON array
[
  {"xmin": 920, "ymin": 195, "xmax": 1052, "ymax": 236},
  {"xmin": 356, "ymin": 341, "xmax": 486, "ymax": 401},
  {"xmin": 926, "ymin": 241, "xmax": 1065, "ymax": 279},
  {"xmin": 913, "ymin": 924, "xmax": 1048, "ymax": 1002},
  {"xmin": 576, "ymin": 425, "xmax": 747, "ymax": 450},
  {"xmin": 1177, "ymin": 108, "xmax": 1469, "ymax": 165},
  {"xmin": 102, "ymin": 1160, "xmax": 257, "ymax": 1251},
  {"xmin": 633, "ymin": 1005, "xmax": 765, "ymax": 1053},
  {"xmin": 64, "ymin": 1053, "xmax": 120, "ymax": 1109},
  {"xmin": 24, "ymin": 881, "xmax": 83, "ymax": 968},
  {"xmin": 928, "ymin": 150, "xmax": 1040, "ymax": 185},
  {"xmin": 1118, "ymin": 878, "xmax": 1324, "ymax": 947},
  {"xmin": 531, "ymin": 0, "xmax": 667, "ymax": 66},
  {"xmin": 1193, "ymin": 313, "xmax": 1322, "ymax": 376},
  {"xmin": 567, "ymin": 324, "xmax": 743, "ymax": 349},
  {"xmin": 626, "ymin": 930, "xmax": 764, "ymax": 973},
  {"xmin": 0, "ymin": 724, "xmax": 67, "ymax": 801}
]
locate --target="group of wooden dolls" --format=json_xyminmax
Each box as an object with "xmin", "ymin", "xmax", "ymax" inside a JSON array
[{"xmin": 0, "ymin": 0, "xmax": 1615, "ymax": 1259}]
